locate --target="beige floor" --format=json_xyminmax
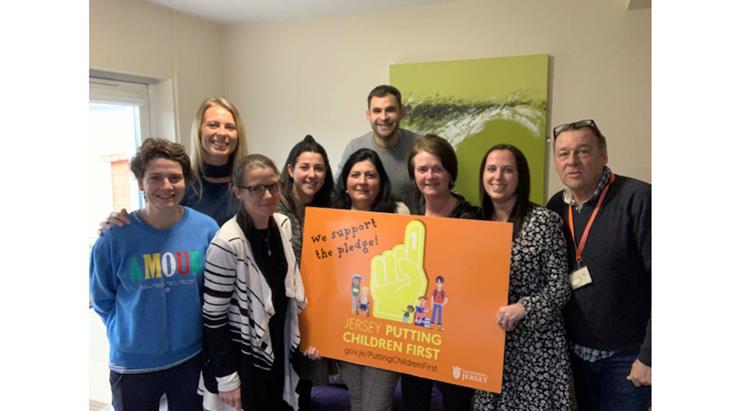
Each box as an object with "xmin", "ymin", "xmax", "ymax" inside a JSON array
[{"xmin": 89, "ymin": 400, "xmax": 110, "ymax": 411}]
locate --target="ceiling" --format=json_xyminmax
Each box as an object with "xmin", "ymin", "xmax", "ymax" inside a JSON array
[{"xmin": 146, "ymin": 0, "xmax": 466, "ymax": 25}]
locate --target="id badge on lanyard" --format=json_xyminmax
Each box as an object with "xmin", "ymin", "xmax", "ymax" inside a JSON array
[{"xmin": 567, "ymin": 173, "xmax": 615, "ymax": 290}]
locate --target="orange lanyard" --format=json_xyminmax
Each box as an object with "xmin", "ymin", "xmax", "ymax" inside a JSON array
[{"xmin": 567, "ymin": 173, "xmax": 616, "ymax": 266}]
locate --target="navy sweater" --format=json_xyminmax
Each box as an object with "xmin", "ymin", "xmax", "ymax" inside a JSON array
[
  {"xmin": 547, "ymin": 175, "xmax": 651, "ymax": 365},
  {"xmin": 182, "ymin": 176, "xmax": 240, "ymax": 226}
]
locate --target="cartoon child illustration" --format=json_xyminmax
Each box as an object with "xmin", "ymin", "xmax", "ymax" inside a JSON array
[
  {"xmin": 430, "ymin": 275, "xmax": 447, "ymax": 331},
  {"xmin": 402, "ymin": 305, "xmax": 415, "ymax": 324},
  {"xmin": 351, "ymin": 274, "xmax": 362, "ymax": 314},
  {"xmin": 358, "ymin": 286, "xmax": 370, "ymax": 317},
  {"xmin": 414, "ymin": 296, "xmax": 429, "ymax": 326}
]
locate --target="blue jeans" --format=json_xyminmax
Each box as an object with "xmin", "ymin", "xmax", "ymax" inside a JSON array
[
  {"xmin": 431, "ymin": 303, "xmax": 443, "ymax": 326},
  {"xmin": 110, "ymin": 354, "xmax": 203, "ymax": 411},
  {"xmin": 571, "ymin": 351, "xmax": 651, "ymax": 411}
]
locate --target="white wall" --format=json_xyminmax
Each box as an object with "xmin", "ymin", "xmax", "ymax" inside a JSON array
[
  {"xmin": 222, "ymin": 0, "xmax": 651, "ymax": 198},
  {"xmin": 90, "ymin": 0, "xmax": 226, "ymax": 147},
  {"xmin": 90, "ymin": 0, "xmax": 650, "ymax": 196}
]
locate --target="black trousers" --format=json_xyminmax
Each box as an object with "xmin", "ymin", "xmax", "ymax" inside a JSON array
[
  {"xmin": 110, "ymin": 354, "xmax": 203, "ymax": 411},
  {"xmin": 400, "ymin": 373, "xmax": 474, "ymax": 411}
]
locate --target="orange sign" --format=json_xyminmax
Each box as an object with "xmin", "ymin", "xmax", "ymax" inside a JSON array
[{"xmin": 299, "ymin": 207, "xmax": 512, "ymax": 393}]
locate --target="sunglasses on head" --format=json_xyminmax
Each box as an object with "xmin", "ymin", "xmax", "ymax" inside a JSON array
[{"xmin": 552, "ymin": 119, "xmax": 602, "ymax": 140}]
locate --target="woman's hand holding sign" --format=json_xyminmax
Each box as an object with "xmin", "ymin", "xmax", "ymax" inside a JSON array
[
  {"xmin": 370, "ymin": 220, "xmax": 428, "ymax": 321},
  {"xmin": 496, "ymin": 303, "xmax": 527, "ymax": 332}
]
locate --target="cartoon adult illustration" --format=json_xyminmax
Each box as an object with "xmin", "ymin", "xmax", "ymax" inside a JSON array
[
  {"xmin": 430, "ymin": 275, "xmax": 448, "ymax": 331},
  {"xmin": 351, "ymin": 274, "xmax": 362, "ymax": 314},
  {"xmin": 358, "ymin": 286, "xmax": 370, "ymax": 317}
]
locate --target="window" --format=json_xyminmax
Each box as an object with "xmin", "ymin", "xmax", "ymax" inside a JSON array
[
  {"xmin": 88, "ymin": 78, "xmax": 152, "ymax": 238},
  {"xmin": 89, "ymin": 77, "xmax": 151, "ymax": 406}
]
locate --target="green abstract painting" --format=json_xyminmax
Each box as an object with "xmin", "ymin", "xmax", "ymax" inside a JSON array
[{"xmin": 390, "ymin": 54, "xmax": 549, "ymax": 205}]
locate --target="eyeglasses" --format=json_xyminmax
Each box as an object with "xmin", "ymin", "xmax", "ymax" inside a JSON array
[
  {"xmin": 552, "ymin": 119, "xmax": 602, "ymax": 140},
  {"xmin": 236, "ymin": 182, "xmax": 281, "ymax": 197}
]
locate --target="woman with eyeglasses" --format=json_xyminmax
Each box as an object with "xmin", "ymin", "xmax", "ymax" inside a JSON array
[
  {"xmin": 400, "ymin": 134, "xmax": 479, "ymax": 411},
  {"xmin": 333, "ymin": 148, "xmax": 409, "ymax": 411},
  {"xmin": 277, "ymin": 135, "xmax": 335, "ymax": 409},
  {"xmin": 102, "ymin": 97, "xmax": 248, "ymax": 228},
  {"xmin": 471, "ymin": 144, "xmax": 571, "ymax": 410},
  {"xmin": 200, "ymin": 154, "xmax": 318, "ymax": 411}
]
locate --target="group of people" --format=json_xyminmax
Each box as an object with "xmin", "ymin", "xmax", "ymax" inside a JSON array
[{"xmin": 90, "ymin": 84, "xmax": 651, "ymax": 411}]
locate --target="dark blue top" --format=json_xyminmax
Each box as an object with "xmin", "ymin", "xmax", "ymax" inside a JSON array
[
  {"xmin": 546, "ymin": 175, "xmax": 651, "ymax": 364},
  {"xmin": 182, "ymin": 177, "xmax": 240, "ymax": 226}
]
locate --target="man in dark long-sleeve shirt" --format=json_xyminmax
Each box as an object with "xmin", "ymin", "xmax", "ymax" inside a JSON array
[{"xmin": 546, "ymin": 119, "xmax": 651, "ymax": 410}]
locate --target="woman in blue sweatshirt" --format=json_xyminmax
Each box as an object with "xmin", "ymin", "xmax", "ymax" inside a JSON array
[{"xmin": 90, "ymin": 138, "xmax": 218, "ymax": 411}]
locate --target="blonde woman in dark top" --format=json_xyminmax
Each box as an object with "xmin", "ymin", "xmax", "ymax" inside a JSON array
[
  {"xmin": 102, "ymin": 97, "xmax": 248, "ymax": 228},
  {"xmin": 182, "ymin": 97, "xmax": 248, "ymax": 225}
]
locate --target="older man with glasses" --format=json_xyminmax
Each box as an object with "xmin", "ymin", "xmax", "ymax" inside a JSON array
[{"xmin": 546, "ymin": 119, "xmax": 651, "ymax": 410}]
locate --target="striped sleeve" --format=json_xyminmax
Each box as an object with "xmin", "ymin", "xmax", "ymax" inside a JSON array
[{"xmin": 202, "ymin": 235, "xmax": 241, "ymax": 378}]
